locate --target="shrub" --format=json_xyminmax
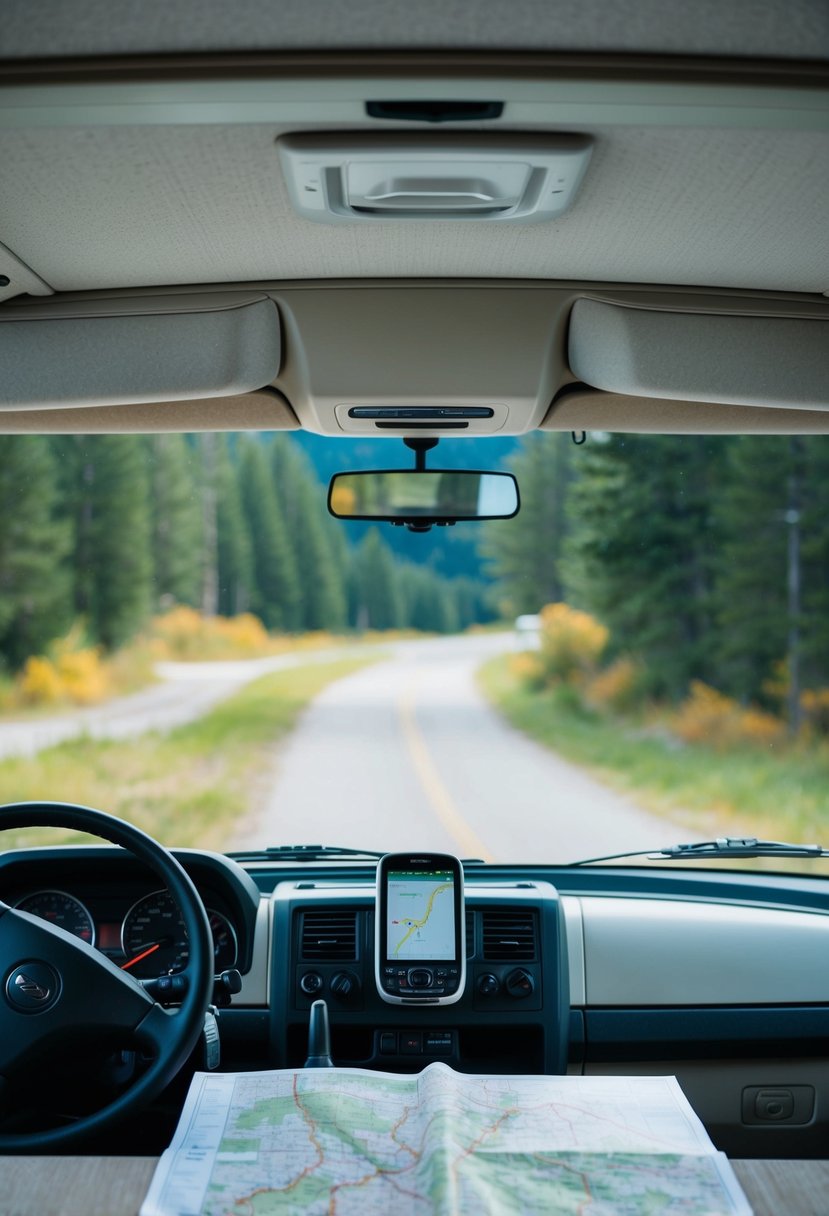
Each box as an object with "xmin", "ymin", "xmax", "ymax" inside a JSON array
[
  {"xmin": 150, "ymin": 607, "xmax": 273, "ymax": 660},
  {"xmin": 19, "ymin": 656, "xmax": 64, "ymax": 704},
  {"xmin": 585, "ymin": 657, "xmax": 644, "ymax": 714},
  {"xmin": 18, "ymin": 628, "xmax": 110, "ymax": 706},
  {"xmin": 800, "ymin": 687, "xmax": 829, "ymax": 736},
  {"xmin": 673, "ymin": 680, "xmax": 784, "ymax": 750},
  {"xmin": 56, "ymin": 646, "xmax": 110, "ymax": 704},
  {"xmin": 531, "ymin": 602, "xmax": 609, "ymax": 689}
]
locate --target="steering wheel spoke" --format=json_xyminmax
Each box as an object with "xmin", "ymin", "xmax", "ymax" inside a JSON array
[
  {"xmin": 0, "ymin": 802, "xmax": 214, "ymax": 1151},
  {"xmin": 0, "ymin": 904, "xmax": 156, "ymax": 1075}
]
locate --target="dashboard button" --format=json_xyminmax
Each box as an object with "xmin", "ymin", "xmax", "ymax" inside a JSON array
[
  {"xmin": 400, "ymin": 1033, "xmax": 422, "ymax": 1054},
  {"xmin": 379, "ymin": 1032, "xmax": 397, "ymax": 1055},
  {"xmin": 424, "ymin": 1033, "xmax": 453, "ymax": 1056}
]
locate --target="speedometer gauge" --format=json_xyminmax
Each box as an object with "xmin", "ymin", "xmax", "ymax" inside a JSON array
[
  {"xmin": 15, "ymin": 890, "xmax": 95, "ymax": 945},
  {"xmin": 121, "ymin": 891, "xmax": 238, "ymax": 977},
  {"xmin": 121, "ymin": 890, "xmax": 189, "ymax": 978}
]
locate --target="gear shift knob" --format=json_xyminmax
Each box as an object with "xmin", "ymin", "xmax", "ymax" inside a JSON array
[{"xmin": 304, "ymin": 998, "xmax": 334, "ymax": 1068}]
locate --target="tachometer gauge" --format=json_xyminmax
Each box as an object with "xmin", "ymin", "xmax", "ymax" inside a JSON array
[
  {"xmin": 15, "ymin": 889, "xmax": 96, "ymax": 945},
  {"xmin": 121, "ymin": 890, "xmax": 189, "ymax": 978},
  {"xmin": 209, "ymin": 910, "xmax": 238, "ymax": 972}
]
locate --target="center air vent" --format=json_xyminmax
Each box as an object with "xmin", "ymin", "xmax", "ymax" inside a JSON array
[
  {"xmin": 301, "ymin": 909, "xmax": 358, "ymax": 960},
  {"xmin": 482, "ymin": 910, "xmax": 537, "ymax": 960},
  {"xmin": 278, "ymin": 133, "xmax": 592, "ymax": 224}
]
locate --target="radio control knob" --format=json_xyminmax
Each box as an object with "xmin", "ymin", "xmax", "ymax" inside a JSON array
[
  {"xmin": 330, "ymin": 970, "xmax": 361, "ymax": 1003},
  {"xmin": 504, "ymin": 968, "xmax": 535, "ymax": 999},
  {"xmin": 477, "ymin": 973, "xmax": 500, "ymax": 997}
]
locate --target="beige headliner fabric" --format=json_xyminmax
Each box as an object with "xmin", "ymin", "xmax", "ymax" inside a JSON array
[
  {"xmin": 0, "ymin": 390, "xmax": 299, "ymax": 434},
  {"xmin": 2, "ymin": 0, "xmax": 826, "ymax": 60},
  {"xmin": 541, "ymin": 388, "xmax": 829, "ymax": 434},
  {"xmin": 1, "ymin": 125, "xmax": 827, "ymax": 294}
]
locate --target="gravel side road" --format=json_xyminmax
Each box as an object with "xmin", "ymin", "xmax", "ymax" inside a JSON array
[{"xmin": 0, "ymin": 647, "xmax": 372, "ymax": 761}]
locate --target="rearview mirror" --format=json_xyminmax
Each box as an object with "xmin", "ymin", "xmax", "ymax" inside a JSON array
[{"xmin": 328, "ymin": 470, "xmax": 519, "ymax": 530}]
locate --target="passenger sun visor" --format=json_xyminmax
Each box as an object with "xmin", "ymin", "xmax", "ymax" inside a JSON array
[
  {"xmin": 568, "ymin": 299, "xmax": 829, "ymax": 411},
  {"xmin": 0, "ymin": 296, "xmax": 281, "ymax": 410}
]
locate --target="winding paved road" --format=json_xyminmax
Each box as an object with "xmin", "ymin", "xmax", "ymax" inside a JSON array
[{"xmin": 235, "ymin": 633, "xmax": 688, "ymax": 864}]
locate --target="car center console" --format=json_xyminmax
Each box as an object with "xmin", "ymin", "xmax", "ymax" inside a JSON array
[{"xmin": 270, "ymin": 879, "xmax": 570, "ymax": 1074}]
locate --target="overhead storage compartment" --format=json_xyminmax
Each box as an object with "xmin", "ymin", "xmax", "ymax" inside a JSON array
[
  {"xmin": 278, "ymin": 133, "xmax": 593, "ymax": 224},
  {"xmin": 568, "ymin": 299, "xmax": 829, "ymax": 410},
  {"xmin": 0, "ymin": 296, "xmax": 281, "ymax": 410}
]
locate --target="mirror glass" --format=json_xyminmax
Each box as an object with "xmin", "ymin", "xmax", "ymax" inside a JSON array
[{"xmin": 328, "ymin": 470, "xmax": 519, "ymax": 521}]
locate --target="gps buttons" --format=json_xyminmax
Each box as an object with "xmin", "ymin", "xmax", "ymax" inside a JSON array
[{"xmin": 407, "ymin": 968, "xmax": 433, "ymax": 989}]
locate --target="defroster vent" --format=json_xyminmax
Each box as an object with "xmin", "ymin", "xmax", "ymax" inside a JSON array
[
  {"xmin": 482, "ymin": 910, "xmax": 537, "ymax": 960},
  {"xmin": 301, "ymin": 909, "xmax": 358, "ymax": 960}
]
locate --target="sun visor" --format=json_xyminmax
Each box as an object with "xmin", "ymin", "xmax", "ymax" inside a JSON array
[
  {"xmin": 541, "ymin": 386, "xmax": 829, "ymax": 434},
  {"xmin": 568, "ymin": 299, "xmax": 829, "ymax": 411},
  {"xmin": 0, "ymin": 297, "xmax": 281, "ymax": 410}
]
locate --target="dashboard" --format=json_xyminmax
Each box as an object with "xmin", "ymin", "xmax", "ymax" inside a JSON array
[{"xmin": 4, "ymin": 847, "xmax": 829, "ymax": 1159}]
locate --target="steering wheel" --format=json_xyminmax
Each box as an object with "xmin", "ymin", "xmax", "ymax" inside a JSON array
[{"xmin": 0, "ymin": 802, "xmax": 214, "ymax": 1151}]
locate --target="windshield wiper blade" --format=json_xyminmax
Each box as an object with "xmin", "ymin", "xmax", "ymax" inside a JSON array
[
  {"xmin": 568, "ymin": 837, "xmax": 828, "ymax": 866},
  {"xmin": 227, "ymin": 844, "xmax": 488, "ymax": 864},
  {"xmin": 227, "ymin": 844, "xmax": 387, "ymax": 862}
]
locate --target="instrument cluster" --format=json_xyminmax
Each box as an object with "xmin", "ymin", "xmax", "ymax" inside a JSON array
[{"xmin": 14, "ymin": 886, "xmax": 238, "ymax": 978}]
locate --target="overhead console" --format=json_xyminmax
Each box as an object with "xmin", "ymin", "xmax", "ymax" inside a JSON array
[
  {"xmin": 273, "ymin": 284, "xmax": 569, "ymax": 437},
  {"xmin": 270, "ymin": 877, "xmax": 570, "ymax": 1074},
  {"xmin": 2, "ymin": 281, "xmax": 829, "ymax": 436}
]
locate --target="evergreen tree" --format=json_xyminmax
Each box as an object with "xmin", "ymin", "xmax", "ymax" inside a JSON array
[
  {"xmin": 399, "ymin": 564, "xmax": 459, "ymax": 633},
  {"xmin": 238, "ymin": 437, "xmax": 301, "ymax": 630},
  {"xmin": 148, "ymin": 433, "xmax": 203, "ymax": 610},
  {"xmin": 215, "ymin": 436, "xmax": 254, "ymax": 617},
  {"xmin": 271, "ymin": 437, "xmax": 347, "ymax": 630},
  {"xmin": 64, "ymin": 436, "xmax": 153, "ymax": 650},
  {"xmin": 354, "ymin": 528, "xmax": 403, "ymax": 630},
  {"xmin": 199, "ymin": 433, "xmax": 219, "ymax": 617},
  {"xmin": 480, "ymin": 433, "xmax": 572, "ymax": 616},
  {"xmin": 800, "ymin": 437, "xmax": 829, "ymax": 689},
  {"xmin": 563, "ymin": 434, "xmax": 725, "ymax": 700},
  {"xmin": 0, "ymin": 437, "xmax": 72, "ymax": 669},
  {"xmin": 712, "ymin": 436, "xmax": 829, "ymax": 711}
]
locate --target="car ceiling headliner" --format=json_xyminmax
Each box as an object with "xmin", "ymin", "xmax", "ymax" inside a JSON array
[
  {"xmin": 1, "ymin": 115, "xmax": 827, "ymax": 296},
  {"xmin": 2, "ymin": 0, "xmax": 828, "ymax": 61},
  {"xmin": 0, "ymin": 2, "xmax": 827, "ymax": 313}
]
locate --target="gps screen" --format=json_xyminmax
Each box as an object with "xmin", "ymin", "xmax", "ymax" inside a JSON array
[{"xmin": 386, "ymin": 869, "xmax": 456, "ymax": 961}]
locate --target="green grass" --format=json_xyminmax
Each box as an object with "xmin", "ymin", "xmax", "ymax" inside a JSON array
[
  {"xmin": 0, "ymin": 655, "xmax": 380, "ymax": 852},
  {"xmin": 479, "ymin": 655, "xmax": 829, "ymax": 849}
]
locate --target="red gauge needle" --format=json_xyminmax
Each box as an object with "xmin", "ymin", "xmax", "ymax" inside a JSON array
[{"xmin": 121, "ymin": 942, "xmax": 162, "ymax": 971}]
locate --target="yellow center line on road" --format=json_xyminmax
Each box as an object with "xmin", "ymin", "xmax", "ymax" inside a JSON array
[{"xmin": 397, "ymin": 682, "xmax": 494, "ymax": 863}]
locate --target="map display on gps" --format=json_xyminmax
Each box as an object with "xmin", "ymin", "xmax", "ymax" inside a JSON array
[{"xmin": 387, "ymin": 869, "xmax": 456, "ymax": 960}]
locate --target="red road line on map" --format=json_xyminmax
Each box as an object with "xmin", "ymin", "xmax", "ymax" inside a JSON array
[
  {"xmin": 531, "ymin": 1155, "xmax": 594, "ymax": 1215},
  {"xmin": 390, "ymin": 1104, "xmax": 417, "ymax": 1158},
  {"xmin": 234, "ymin": 1075, "xmax": 325, "ymax": 1211},
  {"xmin": 450, "ymin": 1107, "xmax": 518, "ymax": 1180}
]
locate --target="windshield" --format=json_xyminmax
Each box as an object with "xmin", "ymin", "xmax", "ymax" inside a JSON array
[{"xmin": 1, "ymin": 429, "xmax": 826, "ymax": 873}]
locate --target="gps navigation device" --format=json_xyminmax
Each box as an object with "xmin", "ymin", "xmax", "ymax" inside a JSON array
[{"xmin": 375, "ymin": 852, "xmax": 466, "ymax": 1005}]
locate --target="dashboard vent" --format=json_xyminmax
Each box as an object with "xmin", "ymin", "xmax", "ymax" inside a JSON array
[
  {"xmin": 465, "ymin": 909, "xmax": 475, "ymax": 958},
  {"xmin": 301, "ymin": 910, "xmax": 358, "ymax": 960},
  {"xmin": 482, "ymin": 910, "xmax": 537, "ymax": 960}
]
